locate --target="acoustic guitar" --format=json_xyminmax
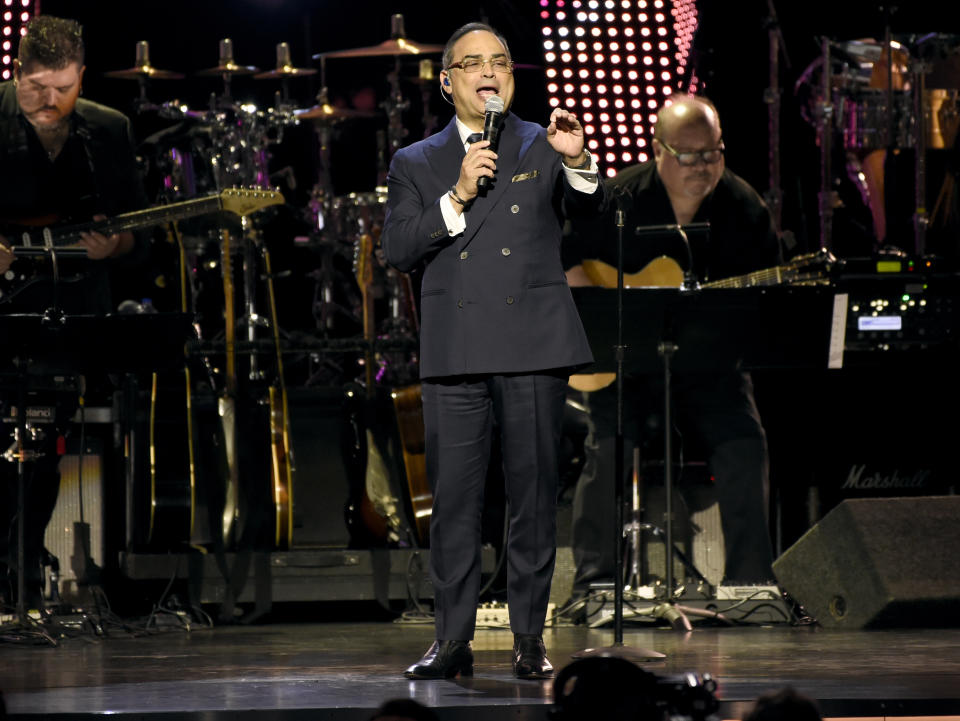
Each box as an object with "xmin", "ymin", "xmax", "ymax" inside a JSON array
[{"xmin": 569, "ymin": 251, "xmax": 834, "ymax": 391}]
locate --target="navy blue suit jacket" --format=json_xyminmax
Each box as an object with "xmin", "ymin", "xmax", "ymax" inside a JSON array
[{"xmin": 381, "ymin": 114, "xmax": 601, "ymax": 379}]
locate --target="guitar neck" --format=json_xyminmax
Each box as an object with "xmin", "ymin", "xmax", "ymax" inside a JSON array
[
  {"xmin": 704, "ymin": 266, "xmax": 789, "ymax": 289},
  {"xmin": 22, "ymin": 196, "xmax": 226, "ymax": 248}
]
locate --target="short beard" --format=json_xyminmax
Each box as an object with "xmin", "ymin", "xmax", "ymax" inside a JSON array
[{"xmin": 29, "ymin": 113, "xmax": 70, "ymax": 135}]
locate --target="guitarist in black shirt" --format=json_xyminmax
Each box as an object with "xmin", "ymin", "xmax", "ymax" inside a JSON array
[
  {"xmin": 0, "ymin": 16, "xmax": 148, "ymax": 610},
  {"xmin": 563, "ymin": 96, "xmax": 781, "ymax": 611},
  {"xmin": 0, "ymin": 15, "xmax": 147, "ymax": 312}
]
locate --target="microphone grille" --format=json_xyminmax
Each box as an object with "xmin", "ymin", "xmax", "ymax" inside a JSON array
[{"xmin": 484, "ymin": 95, "xmax": 505, "ymax": 113}]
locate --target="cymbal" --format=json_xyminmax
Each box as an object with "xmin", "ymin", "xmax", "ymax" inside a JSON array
[
  {"xmin": 104, "ymin": 64, "xmax": 185, "ymax": 80},
  {"xmin": 254, "ymin": 65, "xmax": 318, "ymax": 80},
  {"xmin": 294, "ymin": 103, "xmax": 377, "ymax": 124},
  {"xmin": 196, "ymin": 62, "xmax": 260, "ymax": 76},
  {"xmin": 316, "ymin": 38, "xmax": 443, "ymax": 60}
]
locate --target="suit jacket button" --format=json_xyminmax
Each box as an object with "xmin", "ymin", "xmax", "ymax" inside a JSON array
[
  {"xmin": 460, "ymin": 251, "xmax": 469, "ymax": 260},
  {"xmin": 510, "ymin": 204, "xmax": 520, "ymax": 214},
  {"xmin": 505, "ymin": 296, "xmax": 514, "ymax": 305},
  {"xmin": 457, "ymin": 298, "xmax": 464, "ymax": 308},
  {"xmin": 501, "ymin": 247, "xmax": 511, "ymax": 256}
]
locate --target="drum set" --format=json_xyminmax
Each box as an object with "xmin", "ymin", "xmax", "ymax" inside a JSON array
[
  {"xmin": 796, "ymin": 32, "xmax": 960, "ymax": 254},
  {"xmin": 98, "ymin": 16, "xmax": 440, "ymax": 555},
  {"xmin": 102, "ymin": 14, "xmax": 439, "ymax": 387}
]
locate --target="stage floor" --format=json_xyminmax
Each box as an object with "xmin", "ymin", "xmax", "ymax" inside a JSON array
[{"xmin": 2, "ymin": 616, "xmax": 960, "ymax": 720}]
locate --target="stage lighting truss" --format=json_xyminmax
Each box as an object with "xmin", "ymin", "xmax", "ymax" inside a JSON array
[
  {"xmin": 539, "ymin": 0, "xmax": 699, "ymax": 176},
  {"xmin": 1, "ymin": 0, "xmax": 34, "ymax": 81}
]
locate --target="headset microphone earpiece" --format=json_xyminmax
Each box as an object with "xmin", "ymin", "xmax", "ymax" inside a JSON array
[{"xmin": 444, "ymin": 78, "xmax": 450, "ymax": 86}]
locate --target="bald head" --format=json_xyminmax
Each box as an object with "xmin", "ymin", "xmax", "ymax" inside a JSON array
[
  {"xmin": 654, "ymin": 96, "xmax": 721, "ymax": 142},
  {"xmin": 651, "ymin": 95, "xmax": 725, "ymax": 213}
]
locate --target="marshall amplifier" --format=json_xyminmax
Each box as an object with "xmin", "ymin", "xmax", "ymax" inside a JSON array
[{"xmin": 758, "ymin": 358, "xmax": 959, "ymax": 550}]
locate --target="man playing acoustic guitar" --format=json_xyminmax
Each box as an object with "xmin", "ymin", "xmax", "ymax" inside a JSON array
[{"xmin": 563, "ymin": 96, "xmax": 781, "ymax": 614}]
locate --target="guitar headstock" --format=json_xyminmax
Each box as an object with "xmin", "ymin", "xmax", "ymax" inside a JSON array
[{"xmin": 219, "ymin": 187, "xmax": 285, "ymax": 216}]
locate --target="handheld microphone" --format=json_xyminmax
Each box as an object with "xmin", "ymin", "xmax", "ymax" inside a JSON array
[{"xmin": 477, "ymin": 94, "xmax": 504, "ymax": 190}]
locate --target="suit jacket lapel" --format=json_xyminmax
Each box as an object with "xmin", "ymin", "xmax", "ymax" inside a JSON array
[{"xmin": 425, "ymin": 117, "xmax": 466, "ymax": 186}]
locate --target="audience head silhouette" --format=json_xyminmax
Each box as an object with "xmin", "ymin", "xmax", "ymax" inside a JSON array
[
  {"xmin": 368, "ymin": 698, "xmax": 439, "ymax": 721},
  {"xmin": 743, "ymin": 687, "xmax": 823, "ymax": 721}
]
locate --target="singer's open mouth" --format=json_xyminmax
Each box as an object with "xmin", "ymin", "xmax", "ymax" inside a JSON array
[{"xmin": 477, "ymin": 85, "xmax": 499, "ymax": 99}]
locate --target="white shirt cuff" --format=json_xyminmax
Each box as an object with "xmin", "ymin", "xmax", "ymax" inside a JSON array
[
  {"xmin": 563, "ymin": 154, "xmax": 599, "ymax": 194},
  {"xmin": 440, "ymin": 191, "xmax": 467, "ymax": 235}
]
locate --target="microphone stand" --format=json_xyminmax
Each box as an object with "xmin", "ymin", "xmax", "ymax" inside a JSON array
[{"xmin": 573, "ymin": 193, "xmax": 661, "ymax": 659}]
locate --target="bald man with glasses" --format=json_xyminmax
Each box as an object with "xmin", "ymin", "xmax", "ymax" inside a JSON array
[{"xmin": 563, "ymin": 96, "xmax": 782, "ymax": 615}]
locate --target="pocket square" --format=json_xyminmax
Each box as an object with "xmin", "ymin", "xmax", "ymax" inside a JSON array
[{"xmin": 511, "ymin": 170, "xmax": 540, "ymax": 183}]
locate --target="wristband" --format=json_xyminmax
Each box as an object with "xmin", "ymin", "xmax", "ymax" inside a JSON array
[
  {"xmin": 563, "ymin": 149, "xmax": 592, "ymax": 170},
  {"xmin": 449, "ymin": 185, "xmax": 470, "ymax": 207}
]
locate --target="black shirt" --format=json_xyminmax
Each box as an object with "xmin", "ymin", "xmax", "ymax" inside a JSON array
[
  {"xmin": 0, "ymin": 81, "xmax": 148, "ymax": 314},
  {"xmin": 565, "ymin": 160, "xmax": 781, "ymax": 284}
]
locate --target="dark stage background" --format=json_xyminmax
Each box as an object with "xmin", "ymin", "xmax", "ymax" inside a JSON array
[
  {"xmin": 28, "ymin": 1, "xmax": 960, "ymax": 561},
  {"xmin": 36, "ymin": 0, "xmax": 959, "ymax": 256}
]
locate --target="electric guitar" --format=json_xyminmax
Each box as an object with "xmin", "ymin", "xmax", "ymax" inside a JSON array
[
  {"xmin": 0, "ymin": 188, "xmax": 284, "ymax": 302},
  {"xmin": 344, "ymin": 228, "xmax": 408, "ymax": 545},
  {"xmin": 569, "ymin": 250, "xmax": 835, "ymax": 391}
]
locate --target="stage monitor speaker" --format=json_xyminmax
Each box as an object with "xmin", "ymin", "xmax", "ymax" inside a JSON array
[{"xmin": 772, "ymin": 496, "xmax": 960, "ymax": 629}]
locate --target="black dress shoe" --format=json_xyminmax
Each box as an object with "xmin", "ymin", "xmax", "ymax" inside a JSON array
[
  {"xmin": 404, "ymin": 640, "xmax": 474, "ymax": 679},
  {"xmin": 513, "ymin": 633, "xmax": 554, "ymax": 679}
]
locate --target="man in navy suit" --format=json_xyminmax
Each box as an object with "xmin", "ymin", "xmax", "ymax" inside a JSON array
[{"xmin": 381, "ymin": 22, "xmax": 603, "ymax": 679}]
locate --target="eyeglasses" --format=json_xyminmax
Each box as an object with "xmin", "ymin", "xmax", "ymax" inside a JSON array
[
  {"xmin": 446, "ymin": 57, "xmax": 514, "ymax": 74},
  {"xmin": 656, "ymin": 137, "xmax": 725, "ymax": 166}
]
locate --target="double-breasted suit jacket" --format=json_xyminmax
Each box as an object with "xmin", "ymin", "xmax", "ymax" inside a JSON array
[{"xmin": 381, "ymin": 113, "xmax": 599, "ymax": 379}]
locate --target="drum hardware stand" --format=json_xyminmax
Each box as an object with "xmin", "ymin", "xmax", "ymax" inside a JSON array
[
  {"xmin": 382, "ymin": 14, "xmax": 413, "ymax": 163},
  {"xmin": 762, "ymin": 0, "xmax": 791, "ymax": 237},
  {"xmin": 911, "ymin": 57, "xmax": 931, "ymax": 256},
  {"xmin": 307, "ymin": 80, "xmax": 336, "ymax": 232},
  {"xmin": 417, "ymin": 59, "xmax": 439, "ymax": 139},
  {"xmin": 816, "ymin": 37, "xmax": 838, "ymax": 252}
]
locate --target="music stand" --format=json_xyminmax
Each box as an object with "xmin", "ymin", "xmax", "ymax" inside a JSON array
[
  {"xmin": 1, "ymin": 312, "xmax": 194, "ymax": 630},
  {"xmin": 570, "ymin": 282, "xmax": 834, "ymax": 644}
]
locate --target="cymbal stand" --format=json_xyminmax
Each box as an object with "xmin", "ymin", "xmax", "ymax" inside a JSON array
[
  {"xmin": 132, "ymin": 42, "xmax": 155, "ymax": 111},
  {"xmin": 382, "ymin": 59, "xmax": 410, "ymax": 167},
  {"xmin": 817, "ymin": 37, "xmax": 837, "ymax": 252},
  {"xmin": 308, "ymin": 79, "xmax": 336, "ymax": 230},
  {"xmin": 417, "ymin": 60, "xmax": 439, "ymax": 139},
  {"xmin": 217, "ymin": 39, "xmax": 237, "ymax": 102},
  {"xmin": 763, "ymin": 0, "xmax": 790, "ymax": 235}
]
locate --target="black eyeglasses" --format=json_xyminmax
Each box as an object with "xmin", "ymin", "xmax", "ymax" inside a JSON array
[
  {"xmin": 656, "ymin": 137, "xmax": 725, "ymax": 167},
  {"xmin": 446, "ymin": 57, "xmax": 514, "ymax": 74}
]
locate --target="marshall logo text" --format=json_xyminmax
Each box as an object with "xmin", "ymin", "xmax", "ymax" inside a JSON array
[{"xmin": 841, "ymin": 464, "xmax": 932, "ymax": 491}]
